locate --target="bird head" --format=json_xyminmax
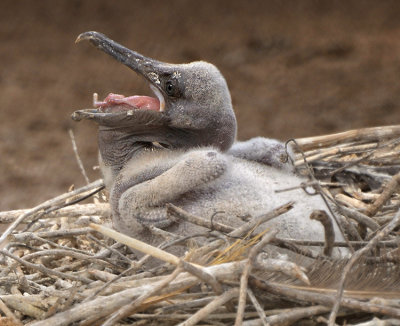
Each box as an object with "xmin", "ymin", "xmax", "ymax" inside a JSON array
[{"xmin": 72, "ymin": 32, "xmax": 237, "ymax": 156}]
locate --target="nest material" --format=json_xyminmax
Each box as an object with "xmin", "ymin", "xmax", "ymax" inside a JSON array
[{"xmin": 0, "ymin": 125, "xmax": 400, "ymax": 325}]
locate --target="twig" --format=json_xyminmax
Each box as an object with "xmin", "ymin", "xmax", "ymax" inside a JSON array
[
  {"xmin": 0, "ymin": 250, "xmax": 92, "ymax": 284},
  {"xmin": 250, "ymin": 278, "xmax": 400, "ymax": 319},
  {"xmin": 131, "ymin": 309, "xmax": 295, "ymax": 320},
  {"xmin": 13, "ymin": 232, "xmax": 94, "ymax": 257},
  {"xmin": 235, "ymin": 229, "xmax": 277, "ymax": 326},
  {"xmin": 335, "ymin": 212, "xmax": 363, "ymax": 241},
  {"xmin": 338, "ymin": 205, "xmax": 379, "ymax": 231},
  {"xmin": 247, "ymin": 288, "xmax": 268, "ymax": 326},
  {"xmin": 335, "ymin": 193, "xmax": 369, "ymax": 211},
  {"xmin": 230, "ymin": 202, "xmax": 293, "ymax": 238},
  {"xmin": 9, "ymin": 227, "xmax": 94, "ymax": 242},
  {"xmin": 0, "ymin": 298, "xmax": 23, "ymax": 326},
  {"xmin": 0, "ymin": 295, "xmax": 46, "ymax": 319},
  {"xmin": 43, "ymin": 284, "xmax": 79, "ymax": 319},
  {"xmin": 254, "ymin": 254, "xmax": 310, "ymax": 285},
  {"xmin": 20, "ymin": 249, "xmax": 114, "ymax": 269},
  {"xmin": 178, "ymin": 288, "xmax": 239, "ymax": 326},
  {"xmin": 242, "ymin": 306, "xmax": 332, "ymax": 326},
  {"xmin": 69, "ymin": 129, "xmax": 90, "ymax": 185},
  {"xmin": 245, "ymin": 305, "xmax": 331, "ymax": 326},
  {"xmin": 102, "ymin": 265, "xmax": 183, "ymax": 326},
  {"xmin": 30, "ymin": 261, "xmax": 245, "ymax": 326},
  {"xmin": 328, "ymin": 208, "xmax": 400, "ymax": 325},
  {"xmin": 294, "ymin": 125, "xmax": 400, "ymax": 151},
  {"xmin": 293, "ymin": 142, "xmax": 378, "ymax": 167},
  {"xmin": 0, "ymin": 179, "xmax": 104, "ymax": 247},
  {"xmin": 83, "ymin": 266, "xmax": 136, "ymax": 302},
  {"xmin": 87, "ymin": 234, "xmax": 133, "ymax": 264},
  {"xmin": 310, "ymin": 210, "xmax": 334, "ymax": 256},
  {"xmin": 289, "ymin": 139, "xmax": 355, "ymax": 253},
  {"xmin": 156, "ymin": 296, "xmax": 216, "ymax": 313},
  {"xmin": 167, "ymin": 203, "xmax": 234, "ymax": 233},
  {"xmin": 276, "ymin": 238, "xmax": 399, "ymax": 248},
  {"xmin": 365, "ymin": 171, "xmax": 400, "ymax": 217},
  {"xmin": 89, "ymin": 223, "xmax": 182, "ymax": 266},
  {"xmin": 43, "ymin": 297, "xmax": 63, "ymax": 319},
  {"xmin": 0, "ymin": 203, "xmax": 110, "ymax": 224},
  {"xmin": 147, "ymin": 224, "xmax": 181, "ymax": 241},
  {"xmin": 181, "ymin": 260, "xmax": 223, "ymax": 295}
]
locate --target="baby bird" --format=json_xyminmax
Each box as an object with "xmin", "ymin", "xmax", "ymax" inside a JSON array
[{"xmin": 72, "ymin": 31, "xmax": 343, "ymax": 250}]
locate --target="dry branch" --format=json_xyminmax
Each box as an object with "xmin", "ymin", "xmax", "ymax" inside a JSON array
[
  {"xmin": 235, "ymin": 230, "xmax": 277, "ymax": 326},
  {"xmin": 328, "ymin": 208, "xmax": 400, "ymax": 325},
  {"xmin": 0, "ymin": 179, "xmax": 104, "ymax": 246},
  {"xmin": 0, "ymin": 203, "xmax": 110, "ymax": 224},
  {"xmin": 178, "ymin": 288, "xmax": 239, "ymax": 326},
  {"xmin": 294, "ymin": 125, "xmax": 400, "ymax": 151}
]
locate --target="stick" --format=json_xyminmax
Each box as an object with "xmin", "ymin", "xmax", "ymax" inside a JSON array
[
  {"xmin": 0, "ymin": 179, "xmax": 104, "ymax": 247},
  {"xmin": 102, "ymin": 266, "xmax": 183, "ymax": 326},
  {"xmin": 294, "ymin": 142, "xmax": 378, "ymax": 167},
  {"xmin": 295, "ymin": 125, "xmax": 400, "ymax": 151},
  {"xmin": 310, "ymin": 210, "xmax": 334, "ymax": 256},
  {"xmin": 275, "ymin": 238, "xmax": 399, "ymax": 248},
  {"xmin": 0, "ymin": 203, "xmax": 110, "ymax": 223},
  {"xmin": 235, "ymin": 230, "xmax": 277, "ymax": 326},
  {"xmin": 181, "ymin": 260, "xmax": 223, "ymax": 295},
  {"xmin": 250, "ymin": 278, "xmax": 400, "ymax": 319},
  {"xmin": 20, "ymin": 249, "xmax": 114, "ymax": 269},
  {"xmin": 246, "ymin": 288, "xmax": 269, "ymax": 326},
  {"xmin": 89, "ymin": 223, "xmax": 181, "ymax": 266},
  {"xmin": 167, "ymin": 204, "xmax": 234, "ymax": 233},
  {"xmin": 69, "ymin": 129, "xmax": 90, "ymax": 185},
  {"xmin": 178, "ymin": 288, "xmax": 239, "ymax": 326},
  {"xmin": 0, "ymin": 298, "xmax": 23, "ymax": 326},
  {"xmin": 338, "ymin": 205, "xmax": 379, "ymax": 231},
  {"xmin": 30, "ymin": 261, "xmax": 245, "ymax": 326},
  {"xmin": 9, "ymin": 227, "xmax": 94, "ymax": 242},
  {"xmin": 230, "ymin": 202, "xmax": 293, "ymax": 238},
  {"xmin": 270, "ymin": 305, "xmax": 331, "ymax": 326},
  {"xmin": 365, "ymin": 171, "xmax": 400, "ymax": 217},
  {"xmin": 0, "ymin": 295, "xmax": 46, "ymax": 320},
  {"xmin": 255, "ymin": 255, "xmax": 310, "ymax": 285},
  {"xmin": 328, "ymin": 208, "xmax": 400, "ymax": 325},
  {"xmin": 0, "ymin": 250, "xmax": 92, "ymax": 284}
]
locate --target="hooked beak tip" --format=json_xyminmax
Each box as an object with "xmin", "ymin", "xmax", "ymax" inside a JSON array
[
  {"xmin": 75, "ymin": 31, "xmax": 101, "ymax": 44},
  {"xmin": 71, "ymin": 111, "xmax": 82, "ymax": 121}
]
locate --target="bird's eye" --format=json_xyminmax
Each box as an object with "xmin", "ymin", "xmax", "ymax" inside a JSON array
[{"xmin": 165, "ymin": 81, "xmax": 175, "ymax": 96}]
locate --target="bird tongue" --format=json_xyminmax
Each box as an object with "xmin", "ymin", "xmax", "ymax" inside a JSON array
[{"xmin": 94, "ymin": 93, "xmax": 160, "ymax": 112}]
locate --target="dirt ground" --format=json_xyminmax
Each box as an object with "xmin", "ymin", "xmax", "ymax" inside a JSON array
[{"xmin": 1, "ymin": 0, "xmax": 400, "ymax": 210}]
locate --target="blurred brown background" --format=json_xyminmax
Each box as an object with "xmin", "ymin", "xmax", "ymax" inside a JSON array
[{"xmin": 1, "ymin": 0, "xmax": 400, "ymax": 210}]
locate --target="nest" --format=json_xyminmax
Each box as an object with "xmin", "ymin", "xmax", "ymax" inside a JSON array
[{"xmin": 0, "ymin": 125, "xmax": 400, "ymax": 326}]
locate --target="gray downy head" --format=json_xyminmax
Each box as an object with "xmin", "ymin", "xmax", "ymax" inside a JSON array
[{"xmin": 72, "ymin": 31, "xmax": 237, "ymax": 168}]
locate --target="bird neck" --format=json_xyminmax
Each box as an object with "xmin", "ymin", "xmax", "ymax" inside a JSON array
[{"xmin": 97, "ymin": 128, "xmax": 154, "ymax": 170}]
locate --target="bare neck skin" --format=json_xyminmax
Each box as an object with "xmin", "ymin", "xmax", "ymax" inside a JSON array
[{"xmin": 98, "ymin": 128, "xmax": 155, "ymax": 170}]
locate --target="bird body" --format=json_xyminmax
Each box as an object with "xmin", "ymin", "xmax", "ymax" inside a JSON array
[
  {"xmin": 107, "ymin": 145, "xmax": 340, "ymax": 246},
  {"xmin": 72, "ymin": 32, "xmax": 344, "ymax": 253}
]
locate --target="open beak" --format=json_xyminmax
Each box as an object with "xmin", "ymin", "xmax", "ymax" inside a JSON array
[{"xmin": 72, "ymin": 31, "xmax": 166, "ymax": 123}]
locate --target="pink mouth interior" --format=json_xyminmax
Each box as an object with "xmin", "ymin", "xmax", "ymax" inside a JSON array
[{"xmin": 95, "ymin": 93, "xmax": 160, "ymax": 112}]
